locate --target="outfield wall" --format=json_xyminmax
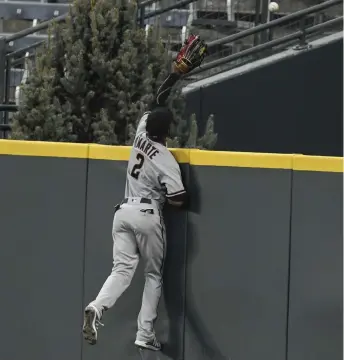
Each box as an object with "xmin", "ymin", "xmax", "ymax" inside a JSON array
[
  {"xmin": 184, "ymin": 34, "xmax": 343, "ymax": 157},
  {"xmin": 0, "ymin": 140, "xmax": 342, "ymax": 360}
]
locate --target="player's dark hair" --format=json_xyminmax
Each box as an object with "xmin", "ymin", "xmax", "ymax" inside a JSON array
[{"xmin": 146, "ymin": 107, "xmax": 174, "ymax": 143}]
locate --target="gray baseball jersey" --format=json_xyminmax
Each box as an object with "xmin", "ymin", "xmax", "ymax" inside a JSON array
[
  {"xmin": 125, "ymin": 111, "xmax": 185, "ymax": 207},
  {"xmin": 85, "ymin": 72, "xmax": 184, "ymax": 347},
  {"xmin": 88, "ymin": 110, "xmax": 185, "ymax": 344}
]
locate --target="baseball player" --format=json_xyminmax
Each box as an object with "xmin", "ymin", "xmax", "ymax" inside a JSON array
[{"xmin": 82, "ymin": 35, "xmax": 207, "ymax": 351}]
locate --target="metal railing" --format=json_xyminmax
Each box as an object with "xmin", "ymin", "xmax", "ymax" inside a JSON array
[
  {"xmin": 2, "ymin": 0, "xmax": 198, "ymax": 44},
  {"xmin": 188, "ymin": 0, "xmax": 342, "ymax": 76},
  {"xmin": 0, "ymin": 104, "xmax": 17, "ymax": 138}
]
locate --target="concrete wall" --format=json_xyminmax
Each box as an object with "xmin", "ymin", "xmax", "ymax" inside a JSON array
[
  {"xmin": 184, "ymin": 34, "xmax": 343, "ymax": 157},
  {"xmin": 0, "ymin": 140, "xmax": 342, "ymax": 360}
]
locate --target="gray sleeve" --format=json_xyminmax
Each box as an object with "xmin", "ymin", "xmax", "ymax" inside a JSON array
[
  {"xmin": 136, "ymin": 112, "xmax": 150, "ymax": 137},
  {"xmin": 151, "ymin": 73, "xmax": 181, "ymax": 110},
  {"xmin": 160, "ymin": 155, "xmax": 185, "ymax": 197}
]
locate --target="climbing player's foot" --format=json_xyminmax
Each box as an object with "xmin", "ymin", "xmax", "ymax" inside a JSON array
[
  {"xmin": 82, "ymin": 305, "xmax": 103, "ymax": 345},
  {"xmin": 135, "ymin": 338, "xmax": 161, "ymax": 351}
]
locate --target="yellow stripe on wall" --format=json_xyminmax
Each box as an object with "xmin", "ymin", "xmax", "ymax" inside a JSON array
[
  {"xmin": 168, "ymin": 149, "xmax": 190, "ymax": 164},
  {"xmin": 190, "ymin": 150, "xmax": 294, "ymax": 169},
  {"xmin": 89, "ymin": 145, "xmax": 131, "ymax": 161},
  {"xmin": 0, "ymin": 140, "xmax": 342, "ymax": 172},
  {"xmin": 293, "ymin": 155, "xmax": 343, "ymax": 173},
  {"xmin": 0, "ymin": 139, "xmax": 88, "ymax": 159}
]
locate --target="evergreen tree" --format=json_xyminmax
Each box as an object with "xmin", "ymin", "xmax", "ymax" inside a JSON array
[{"xmin": 11, "ymin": 0, "xmax": 217, "ymax": 149}]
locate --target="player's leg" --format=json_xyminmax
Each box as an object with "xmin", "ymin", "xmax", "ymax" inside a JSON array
[
  {"xmin": 134, "ymin": 209, "xmax": 166, "ymax": 351},
  {"xmin": 83, "ymin": 208, "xmax": 139, "ymax": 345},
  {"xmin": 92, "ymin": 221, "xmax": 139, "ymax": 311}
]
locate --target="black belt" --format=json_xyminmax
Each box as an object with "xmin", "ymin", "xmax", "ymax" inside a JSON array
[{"xmin": 121, "ymin": 198, "xmax": 152, "ymax": 205}]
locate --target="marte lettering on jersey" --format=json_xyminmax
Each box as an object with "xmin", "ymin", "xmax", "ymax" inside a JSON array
[{"xmin": 134, "ymin": 136, "xmax": 160, "ymax": 160}]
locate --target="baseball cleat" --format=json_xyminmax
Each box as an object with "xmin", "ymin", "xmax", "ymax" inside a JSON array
[
  {"xmin": 135, "ymin": 338, "xmax": 161, "ymax": 351},
  {"xmin": 82, "ymin": 305, "xmax": 103, "ymax": 345}
]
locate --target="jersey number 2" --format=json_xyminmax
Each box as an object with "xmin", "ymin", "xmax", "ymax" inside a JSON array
[{"xmin": 130, "ymin": 153, "xmax": 145, "ymax": 179}]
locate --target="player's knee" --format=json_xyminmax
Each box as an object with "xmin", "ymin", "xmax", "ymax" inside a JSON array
[
  {"xmin": 144, "ymin": 269, "xmax": 163, "ymax": 283},
  {"xmin": 112, "ymin": 265, "xmax": 135, "ymax": 286}
]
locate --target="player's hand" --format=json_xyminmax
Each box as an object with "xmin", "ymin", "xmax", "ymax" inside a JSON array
[
  {"xmin": 173, "ymin": 34, "xmax": 208, "ymax": 75},
  {"xmin": 172, "ymin": 62, "xmax": 182, "ymax": 74}
]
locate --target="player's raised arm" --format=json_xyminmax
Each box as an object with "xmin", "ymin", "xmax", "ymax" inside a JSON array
[
  {"xmin": 151, "ymin": 34, "xmax": 208, "ymax": 110},
  {"xmin": 135, "ymin": 67, "xmax": 180, "ymax": 136},
  {"xmin": 151, "ymin": 70, "xmax": 181, "ymax": 109},
  {"xmin": 136, "ymin": 35, "xmax": 208, "ymax": 136}
]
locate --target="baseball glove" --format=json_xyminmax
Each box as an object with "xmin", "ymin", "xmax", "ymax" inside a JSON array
[{"xmin": 174, "ymin": 34, "xmax": 208, "ymax": 74}]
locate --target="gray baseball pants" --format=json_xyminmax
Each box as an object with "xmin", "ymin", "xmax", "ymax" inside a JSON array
[{"xmin": 90, "ymin": 201, "xmax": 166, "ymax": 342}]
